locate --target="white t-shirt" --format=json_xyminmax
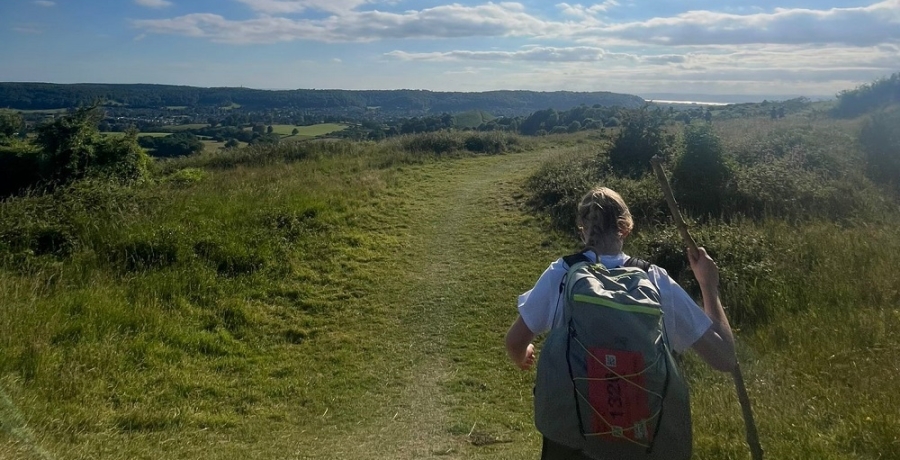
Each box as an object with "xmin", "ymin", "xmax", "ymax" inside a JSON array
[{"xmin": 517, "ymin": 251, "xmax": 711, "ymax": 354}]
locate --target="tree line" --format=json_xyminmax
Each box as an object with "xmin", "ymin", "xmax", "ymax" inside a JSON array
[{"xmin": 0, "ymin": 83, "xmax": 643, "ymax": 115}]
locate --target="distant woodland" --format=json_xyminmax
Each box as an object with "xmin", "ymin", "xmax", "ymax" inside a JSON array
[{"xmin": 0, "ymin": 83, "xmax": 644, "ymax": 116}]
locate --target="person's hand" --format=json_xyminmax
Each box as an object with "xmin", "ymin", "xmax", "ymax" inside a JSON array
[
  {"xmin": 518, "ymin": 343, "xmax": 536, "ymax": 370},
  {"xmin": 688, "ymin": 246, "xmax": 719, "ymax": 289}
]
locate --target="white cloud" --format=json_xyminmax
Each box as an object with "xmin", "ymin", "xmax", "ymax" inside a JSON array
[
  {"xmin": 133, "ymin": 1, "xmax": 900, "ymax": 47},
  {"xmin": 134, "ymin": 3, "xmax": 557, "ymax": 43},
  {"xmin": 386, "ymin": 46, "xmax": 637, "ymax": 63},
  {"xmin": 589, "ymin": 0, "xmax": 900, "ymax": 47},
  {"xmin": 557, "ymin": 0, "xmax": 619, "ymax": 17},
  {"xmin": 13, "ymin": 26, "xmax": 44, "ymax": 34},
  {"xmin": 234, "ymin": 0, "xmax": 369, "ymax": 14},
  {"xmin": 387, "ymin": 43, "xmax": 897, "ymax": 72},
  {"xmin": 33, "ymin": 1, "xmax": 55, "ymax": 7},
  {"xmin": 135, "ymin": 0, "xmax": 173, "ymax": 8}
]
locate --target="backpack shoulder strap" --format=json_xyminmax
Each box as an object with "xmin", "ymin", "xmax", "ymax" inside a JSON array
[
  {"xmin": 559, "ymin": 252, "xmax": 591, "ymax": 296},
  {"xmin": 623, "ymin": 256, "xmax": 652, "ymax": 272},
  {"xmin": 562, "ymin": 252, "xmax": 592, "ymax": 269}
]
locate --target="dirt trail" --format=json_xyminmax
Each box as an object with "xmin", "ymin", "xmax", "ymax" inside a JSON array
[{"xmin": 347, "ymin": 152, "xmax": 550, "ymax": 459}]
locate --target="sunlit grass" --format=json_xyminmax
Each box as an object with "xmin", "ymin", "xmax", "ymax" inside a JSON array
[{"xmin": 1, "ymin": 126, "xmax": 898, "ymax": 459}]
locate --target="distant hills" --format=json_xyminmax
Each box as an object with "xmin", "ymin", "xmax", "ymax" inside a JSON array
[
  {"xmin": 641, "ymin": 92, "xmax": 834, "ymax": 104},
  {"xmin": 0, "ymin": 83, "xmax": 645, "ymax": 116}
]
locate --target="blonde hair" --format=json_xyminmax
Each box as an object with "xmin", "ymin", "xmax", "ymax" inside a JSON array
[{"xmin": 577, "ymin": 186, "xmax": 634, "ymax": 254}]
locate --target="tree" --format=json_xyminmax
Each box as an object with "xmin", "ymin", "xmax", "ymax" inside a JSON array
[
  {"xmin": 291, "ymin": 128, "xmax": 299, "ymax": 135},
  {"xmin": 35, "ymin": 106, "xmax": 149, "ymax": 185},
  {"xmin": 672, "ymin": 124, "xmax": 732, "ymax": 218},
  {"xmin": 35, "ymin": 106, "xmax": 103, "ymax": 183},
  {"xmin": 567, "ymin": 121, "xmax": 582, "ymax": 133},
  {"xmin": 224, "ymin": 138, "xmax": 239, "ymax": 148},
  {"xmin": 266, "ymin": 125, "xmax": 274, "ymax": 134},
  {"xmin": 140, "ymin": 132, "xmax": 204, "ymax": 158},
  {"xmin": 249, "ymin": 133, "xmax": 280, "ymax": 145},
  {"xmin": 0, "ymin": 111, "xmax": 23, "ymax": 138},
  {"xmin": 607, "ymin": 108, "xmax": 670, "ymax": 178}
]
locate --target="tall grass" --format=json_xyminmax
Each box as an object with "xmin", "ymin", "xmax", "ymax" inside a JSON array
[
  {"xmin": 0, "ymin": 140, "xmax": 411, "ymax": 454},
  {"xmin": 2, "ymin": 124, "xmax": 898, "ymax": 458}
]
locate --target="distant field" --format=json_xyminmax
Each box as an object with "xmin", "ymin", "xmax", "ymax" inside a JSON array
[
  {"xmin": 454, "ymin": 110, "xmax": 495, "ymax": 129},
  {"xmin": 100, "ymin": 124, "xmax": 346, "ymax": 145},
  {"xmin": 249, "ymin": 123, "xmax": 348, "ymax": 140},
  {"xmin": 5, "ymin": 108, "xmax": 68, "ymax": 114},
  {"xmin": 282, "ymin": 123, "xmax": 347, "ymax": 138},
  {"xmin": 102, "ymin": 132, "xmax": 170, "ymax": 138},
  {"xmin": 159, "ymin": 124, "xmax": 210, "ymax": 132}
]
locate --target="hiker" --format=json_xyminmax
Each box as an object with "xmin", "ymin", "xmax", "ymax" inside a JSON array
[{"xmin": 505, "ymin": 186, "xmax": 736, "ymax": 460}]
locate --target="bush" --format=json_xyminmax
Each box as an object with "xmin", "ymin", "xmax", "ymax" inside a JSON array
[
  {"xmin": 672, "ymin": 124, "xmax": 733, "ymax": 219},
  {"xmin": 0, "ymin": 142, "xmax": 42, "ymax": 197},
  {"xmin": 526, "ymin": 150, "xmax": 602, "ymax": 234},
  {"xmin": 859, "ymin": 109, "xmax": 900, "ymax": 192},
  {"xmin": 139, "ymin": 132, "xmax": 204, "ymax": 158},
  {"xmin": 35, "ymin": 107, "xmax": 150, "ymax": 186},
  {"xmin": 0, "ymin": 111, "xmax": 23, "ymax": 138},
  {"xmin": 399, "ymin": 131, "xmax": 464, "ymax": 155},
  {"xmin": 608, "ymin": 108, "xmax": 672, "ymax": 178}
]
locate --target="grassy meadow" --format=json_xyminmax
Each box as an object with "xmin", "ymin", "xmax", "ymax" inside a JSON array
[
  {"xmin": 0, "ymin": 118, "xmax": 898, "ymax": 460},
  {"xmin": 275, "ymin": 123, "xmax": 348, "ymax": 140}
]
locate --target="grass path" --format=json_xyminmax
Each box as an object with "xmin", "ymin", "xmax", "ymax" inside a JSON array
[{"xmin": 291, "ymin": 150, "xmax": 573, "ymax": 459}]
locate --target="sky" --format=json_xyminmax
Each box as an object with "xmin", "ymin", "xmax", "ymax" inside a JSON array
[{"xmin": 1, "ymin": 0, "xmax": 898, "ymax": 99}]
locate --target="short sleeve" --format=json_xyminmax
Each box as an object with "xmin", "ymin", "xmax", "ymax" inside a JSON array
[
  {"xmin": 517, "ymin": 259, "xmax": 567, "ymax": 336},
  {"xmin": 647, "ymin": 265, "xmax": 712, "ymax": 353}
]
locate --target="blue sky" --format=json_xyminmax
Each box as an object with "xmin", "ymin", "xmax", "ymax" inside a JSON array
[{"xmin": 1, "ymin": 0, "xmax": 898, "ymax": 98}]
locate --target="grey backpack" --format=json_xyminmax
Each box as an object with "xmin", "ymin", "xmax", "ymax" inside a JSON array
[{"xmin": 534, "ymin": 253, "xmax": 692, "ymax": 460}]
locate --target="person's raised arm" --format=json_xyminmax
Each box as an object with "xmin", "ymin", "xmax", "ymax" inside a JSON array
[
  {"xmin": 505, "ymin": 315, "xmax": 537, "ymax": 370},
  {"xmin": 688, "ymin": 247, "xmax": 737, "ymax": 373}
]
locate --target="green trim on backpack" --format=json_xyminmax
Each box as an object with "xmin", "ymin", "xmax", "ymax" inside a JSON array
[{"xmin": 572, "ymin": 294, "xmax": 663, "ymax": 316}]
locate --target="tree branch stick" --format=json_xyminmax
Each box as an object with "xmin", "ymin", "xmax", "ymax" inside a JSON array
[{"xmin": 650, "ymin": 156, "xmax": 764, "ymax": 460}]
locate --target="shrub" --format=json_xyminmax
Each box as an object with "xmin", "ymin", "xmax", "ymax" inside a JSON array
[
  {"xmin": 526, "ymin": 150, "xmax": 602, "ymax": 234},
  {"xmin": 163, "ymin": 167, "xmax": 206, "ymax": 186},
  {"xmin": 0, "ymin": 111, "xmax": 23, "ymax": 138},
  {"xmin": 672, "ymin": 124, "xmax": 733, "ymax": 219},
  {"xmin": 0, "ymin": 142, "xmax": 42, "ymax": 197},
  {"xmin": 859, "ymin": 109, "xmax": 900, "ymax": 192},
  {"xmin": 35, "ymin": 107, "xmax": 150, "ymax": 186},
  {"xmin": 139, "ymin": 132, "xmax": 204, "ymax": 158},
  {"xmin": 399, "ymin": 131, "xmax": 464, "ymax": 155},
  {"xmin": 630, "ymin": 221, "xmax": 784, "ymax": 327},
  {"xmin": 608, "ymin": 108, "xmax": 672, "ymax": 178}
]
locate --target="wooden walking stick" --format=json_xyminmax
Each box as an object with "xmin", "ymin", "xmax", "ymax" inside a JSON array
[{"xmin": 650, "ymin": 156, "xmax": 764, "ymax": 460}]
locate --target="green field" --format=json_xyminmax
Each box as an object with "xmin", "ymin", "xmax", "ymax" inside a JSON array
[
  {"xmin": 200, "ymin": 139, "xmax": 247, "ymax": 152},
  {"xmin": 1, "ymin": 118, "xmax": 898, "ymax": 459},
  {"xmin": 4, "ymin": 108, "xmax": 68, "ymax": 115},
  {"xmin": 101, "ymin": 131, "xmax": 170, "ymax": 138},
  {"xmin": 158, "ymin": 124, "xmax": 211, "ymax": 132},
  {"xmin": 453, "ymin": 110, "xmax": 496, "ymax": 129},
  {"xmin": 270, "ymin": 123, "xmax": 347, "ymax": 139}
]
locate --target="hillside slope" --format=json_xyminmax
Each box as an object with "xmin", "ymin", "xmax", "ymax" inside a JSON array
[{"xmin": 0, "ymin": 83, "xmax": 645, "ymax": 115}]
